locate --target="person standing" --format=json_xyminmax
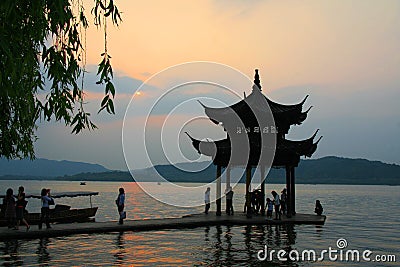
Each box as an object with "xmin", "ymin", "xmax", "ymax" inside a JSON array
[
  {"xmin": 39, "ymin": 188, "xmax": 53, "ymax": 229},
  {"xmin": 255, "ymin": 189, "xmax": 262, "ymax": 214},
  {"xmin": 16, "ymin": 186, "xmax": 30, "ymax": 231},
  {"xmin": 225, "ymin": 187, "xmax": 234, "ymax": 215},
  {"xmin": 266, "ymin": 198, "xmax": 273, "ymax": 219},
  {"xmin": 204, "ymin": 187, "xmax": 211, "ymax": 214},
  {"xmin": 116, "ymin": 188, "xmax": 125, "ymax": 225},
  {"xmin": 4, "ymin": 188, "xmax": 17, "ymax": 229},
  {"xmin": 315, "ymin": 200, "xmax": 323, "ymax": 216},
  {"xmin": 271, "ymin": 191, "xmax": 281, "ymax": 220},
  {"xmin": 280, "ymin": 188, "xmax": 287, "ymax": 215}
]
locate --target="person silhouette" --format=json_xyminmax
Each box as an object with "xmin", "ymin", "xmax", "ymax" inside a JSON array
[
  {"xmin": 4, "ymin": 188, "xmax": 16, "ymax": 229},
  {"xmin": 116, "ymin": 188, "xmax": 126, "ymax": 225},
  {"xmin": 280, "ymin": 188, "xmax": 287, "ymax": 215},
  {"xmin": 315, "ymin": 200, "xmax": 323, "ymax": 215},
  {"xmin": 271, "ymin": 191, "xmax": 281, "ymax": 220},
  {"xmin": 204, "ymin": 187, "xmax": 211, "ymax": 214},
  {"xmin": 39, "ymin": 188, "xmax": 53, "ymax": 229},
  {"xmin": 16, "ymin": 186, "xmax": 30, "ymax": 231},
  {"xmin": 225, "ymin": 187, "xmax": 234, "ymax": 215}
]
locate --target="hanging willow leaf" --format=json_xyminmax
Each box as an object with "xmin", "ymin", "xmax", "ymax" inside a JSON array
[{"xmin": 0, "ymin": 0, "xmax": 122, "ymax": 159}]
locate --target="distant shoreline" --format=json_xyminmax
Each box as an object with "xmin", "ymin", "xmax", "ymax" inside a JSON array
[
  {"xmin": 0, "ymin": 177, "xmax": 398, "ymax": 186},
  {"xmin": 1, "ymin": 156, "xmax": 399, "ymax": 185}
]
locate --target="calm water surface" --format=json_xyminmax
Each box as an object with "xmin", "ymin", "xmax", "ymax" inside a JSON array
[{"xmin": 0, "ymin": 180, "xmax": 399, "ymax": 266}]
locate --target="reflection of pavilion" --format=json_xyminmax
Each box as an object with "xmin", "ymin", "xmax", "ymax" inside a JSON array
[
  {"xmin": 203, "ymin": 224, "xmax": 297, "ymax": 265},
  {"xmin": 187, "ymin": 70, "xmax": 321, "ymax": 217}
]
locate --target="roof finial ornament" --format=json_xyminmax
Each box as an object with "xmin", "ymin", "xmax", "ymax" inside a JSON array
[{"xmin": 253, "ymin": 69, "xmax": 262, "ymax": 91}]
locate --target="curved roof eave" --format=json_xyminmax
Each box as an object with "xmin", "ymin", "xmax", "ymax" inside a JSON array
[{"xmin": 200, "ymin": 89, "xmax": 309, "ymax": 124}]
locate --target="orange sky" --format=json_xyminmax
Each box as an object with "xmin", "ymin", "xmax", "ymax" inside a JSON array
[
  {"xmin": 35, "ymin": 1, "xmax": 400, "ymax": 170},
  {"xmin": 84, "ymin": 0, "xmax": 399, "ymax": 90}
]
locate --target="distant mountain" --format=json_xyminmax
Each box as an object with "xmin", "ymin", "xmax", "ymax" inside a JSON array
[
  {"xmin": 57, "ymin": 171, "xmax": 132, "ymax": 182},
  {"xmin": 282, "ymin": 156, "xmax": 400, "ymax": 185},
  {"xmin": 131, "ymin": 156, "xmax": 400, "ymax": 185},
  {"xmin": 0, "ymin": 158, "xmax": 110, "ymax": 177},
  {"xmin": 0, "ymin": 156, "xmax": 399, "ymax": 185}
]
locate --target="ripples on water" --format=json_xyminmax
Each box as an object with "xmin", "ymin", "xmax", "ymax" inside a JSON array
[{"xmin": 0, "ymin": 181, "xmax": 399, "ymax": 266}]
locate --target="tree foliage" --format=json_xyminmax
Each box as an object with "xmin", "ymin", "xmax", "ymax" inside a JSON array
[{"xmin": 0, "ymin": 0, "xmax": 122, "ymax": 159}]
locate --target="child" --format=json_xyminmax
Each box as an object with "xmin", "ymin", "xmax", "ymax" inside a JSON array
[
  {"xmin": 315, "ymin": 200, "xmax": 323, "ymax": 215},
  {"xmin": 266, "ymin": 198, "xmax": 273, "ymax": 219}
]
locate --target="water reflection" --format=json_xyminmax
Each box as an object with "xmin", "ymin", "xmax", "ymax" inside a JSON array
[
  {"xmin": 1, "ymin": 239, "xmax": 22, "ymax": 266},
  {"xmin": 224, "ymin": 226, "xmax": 233, "ymax": 266},
  {"xmin": 203, "ymin": 225, "xmax": 298, "ymax": 266},
  {"xmin": 36, "ymin": 238, "xmax": 51, "ymax": 265},
  {"xmin": 244, "ymin": 225, "xmax": 254, "ymax": 263},
  {"xmin": 0, "ymin": 224, "xmax": 300, "ymax": 266},
  {"xmin": 315, "ymin": 225, "xmax": 324, "ymax": 236},
  {"xmin": 211, "ymin": 225, "xmax": 223, "ymax": 265},
  {"xmin": 113, "ymin": 232, "xmax": 126, "ymax": 265},
  {"xmin": 204, "ymin": 226, "xmax": 210, "ymax": 242},
  {"xmin": 0, "ymin": 182, "xmax": 396, "ymax": 266}
]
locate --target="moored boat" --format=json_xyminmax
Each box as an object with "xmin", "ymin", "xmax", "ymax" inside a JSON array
[{"xmin": 0, "ymin": 191, "xmax": 99, "ymax": 226}]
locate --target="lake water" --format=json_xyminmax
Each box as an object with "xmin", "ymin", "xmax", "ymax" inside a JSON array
[{"xmin": 0, "ymin": 180, "xmax": 399, "ymax": 266}]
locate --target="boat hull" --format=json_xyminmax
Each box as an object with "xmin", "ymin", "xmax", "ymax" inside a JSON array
[{"xmin": 0, "ymin": 207, "xmax": 98, "ymax": 226}]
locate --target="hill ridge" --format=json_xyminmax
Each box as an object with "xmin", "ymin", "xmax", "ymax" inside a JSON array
[
  {"xmin": 0, "ymin": 156, "xmax": 399, "ymax": 185},
  {"xmin": 0, "ymin": 158, "xmax": 110, "ymax": 177}
]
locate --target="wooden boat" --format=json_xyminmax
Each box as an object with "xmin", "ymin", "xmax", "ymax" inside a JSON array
[{"xmin": 0, "ymin": 191, "xmax": 99, "ymax": 226}]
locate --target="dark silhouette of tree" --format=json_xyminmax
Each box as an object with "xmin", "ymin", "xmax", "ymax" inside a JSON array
[{"xmin": 0, "ymin": 0, "xmax": 122, "ymax": 159}]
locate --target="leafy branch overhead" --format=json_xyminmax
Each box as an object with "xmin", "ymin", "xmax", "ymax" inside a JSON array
[
  {"xmin": 0, "ymin": 0, "xmax": 122, "ymax": 159},
  {"xmin": 92, "ymin": 0, "xmax": 121, "ymax": 115}
]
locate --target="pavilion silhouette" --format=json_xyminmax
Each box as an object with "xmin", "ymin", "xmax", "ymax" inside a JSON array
[{"xmin": 187, "ymin": 70, "xmax": 322, "ymax": 217}]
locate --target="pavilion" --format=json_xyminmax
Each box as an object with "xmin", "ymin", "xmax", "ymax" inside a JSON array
[{"xmin": 187, "ymin": 70, "xmax": 321, "ymax": 218}]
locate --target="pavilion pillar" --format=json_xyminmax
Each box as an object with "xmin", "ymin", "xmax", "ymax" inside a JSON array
[
  {"xmin": 245, "ymin": 166, "xmax": 252, "ymax": 218},
  {"xmin": 216, "ymin": 165, "xmax": 222, "ymax": 216},
  {"xmin": 226, "ymin": 165, "xmax": 231, "ymax": 189},
  {"xmin": 290, "ymin": 166, "xmax": 296, "ymax": 215},
  {"xmin": 260, "ymin": 165, "xmax": 265, "ymax": 216},
  {"xmin": 285, "ymin": 166, "xmax": 292, "ymax": 218},
  {"xmin": 225, "ymin": 165, "xmax": 231, "ymax": 213}
]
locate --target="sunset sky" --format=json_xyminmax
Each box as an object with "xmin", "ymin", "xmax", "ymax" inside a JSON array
[{"xmin": 35, "ymin": 1, "xmax": 400, "ymax": 170}]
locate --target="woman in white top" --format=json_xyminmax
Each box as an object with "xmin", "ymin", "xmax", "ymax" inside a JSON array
[
  {"xmin": 39, "ymin": 188, "xmax": 54, "ymax": 229},
  {"xmin": 116, "ymin": 188, "xmax": 125, "ymax": 225}
]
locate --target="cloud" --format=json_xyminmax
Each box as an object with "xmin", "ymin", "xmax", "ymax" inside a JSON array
[
  {"xmin": 210, "ymin": 0, "xmax": 264, "ymax": 18},
  {"xmin": 83, "ymin": 65, "xmax": 145, "ymax": 94},
  {"xmin": 35, "ymin": 1, "xmax": 400, "ymax": 169},
  {"xmin": 140, "ymin": 71, "xmax": 152, "ymax": 77},
  {"xmin": 273, "ymin": 82, "xmax": 400, "ymax": 165}
]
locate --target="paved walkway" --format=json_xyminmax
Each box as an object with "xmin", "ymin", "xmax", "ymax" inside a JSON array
[{"xmin": 0, "ymin": 213, "xmax": 326, "ymax": 240}]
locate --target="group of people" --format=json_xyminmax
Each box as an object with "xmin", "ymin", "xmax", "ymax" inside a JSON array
[
  {"xmin": 266, "ymin": 189, "xmax": 287, "ymax": 220},
  {"xmin": 2, "ymin": 186, "xmax": 56, "ymax": 230},
  {"xmin": 2, "ymin": 186, "xmax": 127, "ymax": 229},
  {"xmin": 265, "ymin": 189, "xmax": 324, "ymax": 219},
  {"xmin": 249, "ymin": 189, "xmax": 264, "ymax": 214},
  {"xmin": 204, "ymin": 187, "xmax": 323, "ymax": 220},
  {"xmin": 2, "ymin": 186, "xmax": 30, "ymax": 230},
  {"xmin": 204, "ymin": 187, "xmax": 235, "ymax": 215}
]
